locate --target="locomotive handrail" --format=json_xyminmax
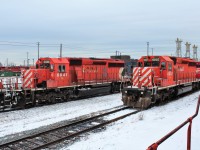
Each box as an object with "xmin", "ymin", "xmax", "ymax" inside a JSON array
[{"xmin": 147, "ymin": 95, "xmax": 200, "ymax": 150}]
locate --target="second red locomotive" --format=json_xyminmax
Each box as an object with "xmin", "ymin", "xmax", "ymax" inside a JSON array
[{"xmin": 122, "ymin": 55, "xmax": 200, "ymax": 108}]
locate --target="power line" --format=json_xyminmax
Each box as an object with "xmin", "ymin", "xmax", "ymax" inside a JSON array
[
  {"xmin": 0, "ymin": 41, "xmax": 36, "ymax": 45},
  {"xmin": 0, "ymin": 43, "xmax": 36, "ymax": 47}
]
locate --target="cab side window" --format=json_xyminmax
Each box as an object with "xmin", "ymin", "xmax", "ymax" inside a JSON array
[
  {"xmin": 168, "ymin": 63, "xmax": 172, "ymax": 71},
  {"xmin": 138, "ymin": 62, "xmax": 143, "ymax": 67},
  {"xmin": 59, "ymin": 65, "xmax": 62, "ymax": 72},
  {"xmin": 50, "ymin": 64, "xmax": 54, "ymax": 72},
  {"xmin": 58, "ymin": 65, "xmax": 66, "ymax": 72},
  {"xmin": 144, "ymin": 62, "xmax": 151, "ymax": 67},
  {"xmin": 161, "ymin": 62, "xmax": 166, "ymax": 70},
  {"xmin": 62, "ymin": 65, "xmax": 65, "ymax": 72}
]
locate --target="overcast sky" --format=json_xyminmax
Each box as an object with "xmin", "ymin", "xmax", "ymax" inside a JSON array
[{"xmin": 0, "ymin": 0, "xmax": 200, "ymax": 65}]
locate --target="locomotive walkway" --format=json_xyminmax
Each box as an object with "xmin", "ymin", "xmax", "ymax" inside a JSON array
[{"xmin": 0, "ymin": 105, "xmax": 139, "ymax": 150}]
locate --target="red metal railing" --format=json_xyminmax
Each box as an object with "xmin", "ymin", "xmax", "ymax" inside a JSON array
[{"xmin": 147, "ymin": 95, "xmax": 200, "ymax": 150}]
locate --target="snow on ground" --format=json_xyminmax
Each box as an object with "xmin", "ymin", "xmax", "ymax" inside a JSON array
[
  {"xmin": 64, "ymin": 91, "xmax": 200, "ymax": 150},
  {"xmin": 0, "ymin": 91, "xmax": 200, "ymax": 150},
  {"xmin": 0, "ymin": 94, "xmax": 122, "ymax": 138}
]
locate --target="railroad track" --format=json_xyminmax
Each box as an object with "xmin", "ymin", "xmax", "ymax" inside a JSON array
[
  {"xmin": 0, "ymin": 93, "xmax": 118, "ymax": 113},
  {"xmin": 0, "ymin": 106, "xmax": 140, "ymax": 150}
]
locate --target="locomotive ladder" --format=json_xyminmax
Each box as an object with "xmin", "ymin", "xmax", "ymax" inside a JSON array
[{"xmin": 147, "ymin": 95, "xmax": 200, "ymax": 150}]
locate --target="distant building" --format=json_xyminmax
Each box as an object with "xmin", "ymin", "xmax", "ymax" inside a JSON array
[{"xmin": 110, "ymin": 55, "xmax": 138, "ymax": 76}]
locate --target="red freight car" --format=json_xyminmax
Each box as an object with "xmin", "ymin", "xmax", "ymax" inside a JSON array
[
  {"xmin": 122, "ymin": 56, "xmax": 200, "ymax": 108},
  {"xmin": 0, "ymin": 57, "xmax": 128, "ymax": 109}
]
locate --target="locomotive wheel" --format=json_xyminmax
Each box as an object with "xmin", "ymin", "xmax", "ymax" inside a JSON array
[
  {"xmin": 47, "ymin": 93, "xmax": 56, "ymax": 104},
  {"xmin": 64, "ymin": 94, "xmax": 70, "ymax": 101},
  {"xmin": 65, "ymin": 90, "xmax": 73, "ymax": 101},
  {"xmin": 111, "ymin": 86, "xmax": 116, "ymax": 93},
  {"xmin": 12, "ymin": 93, "xmax": 26, "ymax": 108},
  {"xmin": 60, "ymin": 96, "xmax": 65, "ymax": 102},
  {"xmin": 160, "ymin": 92, "xmax": 165, "ymax": 102}
]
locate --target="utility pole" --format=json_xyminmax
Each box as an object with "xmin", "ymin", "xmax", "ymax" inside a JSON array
[
  {"xmin": 24, "ymin": 60, "xmax": 25, "ymax": 66},
  {"xmin": 27, "ymin": 52, "xmax": 29, "ymax": 67},
  {"xmin": 152, "ymin": 48, "xmax": 154, "ymax": 56},
  {"xmin": 37, "ymin": 42, "xmax": 40, "ymax": 60},
  {"xmin": 147, "ymin": 42, "xmax": 149, "ymax": 56},
  {"xmin": 33, "ymin": 58, "xmax": 34, "ymax": 66},
  {"xmin": 6, "ymin": 58, "xmax": 8, "ymax": 67},
  {"xmin": 60, "ymin": 43, "xmax": 62, "ymax": 58}
]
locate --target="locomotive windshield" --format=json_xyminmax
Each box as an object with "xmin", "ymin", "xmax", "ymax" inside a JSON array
[
  {"xmin": 37, "ymin": 60, "xmax": 54, "ymax": 71},
  {"xmin": 138, "ymin": 57, "xmax": 160, "ymax": 67},
  {"xmin": 143, "ymin": 61, "xmax": 160, "ymax": 67},
  {"xmin": 40, "ymin": 60, "xmax": 50, "ymax": 69},
  {"xmin": 151, "ymin": 57, "xmax": 160, "ymax": 66},
  {"xmin": 144, "ymin": 62, "xmax": 151, "ymax": 67},
  {"xmin": 152, "ymin": 61, "xmax": 159, "ymax": 66}
]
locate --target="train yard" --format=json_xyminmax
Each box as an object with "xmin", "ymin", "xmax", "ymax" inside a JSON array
[
  {"xmin": 1, "ymin": 53, "xmax": 200, "ymax": 149},
  {"xmin": 1, "ymin": 0, "xmax": 200, "ymax": 149}
]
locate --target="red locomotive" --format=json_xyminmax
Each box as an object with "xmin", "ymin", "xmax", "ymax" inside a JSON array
[
  {"xmin": 122, "ymin": 56, "xmax": 200, "ymax": 108},
  {"xmin": 196, "ymin": 62, "xmax": 200, "ymax": 78},
  {"xmin": 0, "ymin": 57, "xmax": 128, "ymax": 109}
]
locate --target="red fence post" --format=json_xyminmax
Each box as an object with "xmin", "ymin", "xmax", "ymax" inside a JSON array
[
  {"xmin": 147, "ymin": 143, "xmax": 158, "ymax": 150},
  {"xmin": 187, "ymin": 117, "xmax": 192, "ymax": 150}
]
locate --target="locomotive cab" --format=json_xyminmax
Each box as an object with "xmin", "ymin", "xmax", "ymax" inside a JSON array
[
  {"xmin": 36, "ymin": 58, "xmax": 70, "ymax": 88},
  {"xmin": 133, "ymin": 56, "xmax": 174, "ymax": 88},
  {"xmin": 22, "ymin": 58, "xmax": 70, "ymax": 89}
]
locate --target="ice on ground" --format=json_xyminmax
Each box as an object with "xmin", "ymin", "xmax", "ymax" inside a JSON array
[{"xmin": 0, "ymin": 94, "xmax": 122, "ymax": 138}]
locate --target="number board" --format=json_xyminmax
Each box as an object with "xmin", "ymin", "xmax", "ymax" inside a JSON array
[
  {"xmin": 152, "ymin": 57, "xmax": 159, "ymax": 61},
  {"xmin": 43, "ymin": 60, "xmax": 50, "ymax": 63},
  {"xmin": 143, "ymin": 57, "xmax": 148, "ymax": 61}
]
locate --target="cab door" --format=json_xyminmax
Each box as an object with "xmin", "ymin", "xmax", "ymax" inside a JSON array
[
  {"xmin": 167, "ymin": 62, "xmax": 174, "ymax": 85},
  {"xmin": 160, "ymin": 62, "xmax": 167, "ymax": 78}
]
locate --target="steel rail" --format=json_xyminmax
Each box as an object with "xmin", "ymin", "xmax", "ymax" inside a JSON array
[
  {"xmin": 33, "ymin": 110, "xmax": 140, "ymax": 150},
  {"xmin": 0, "ymin": 106, "xmax": 135, "ymax": 149}
]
